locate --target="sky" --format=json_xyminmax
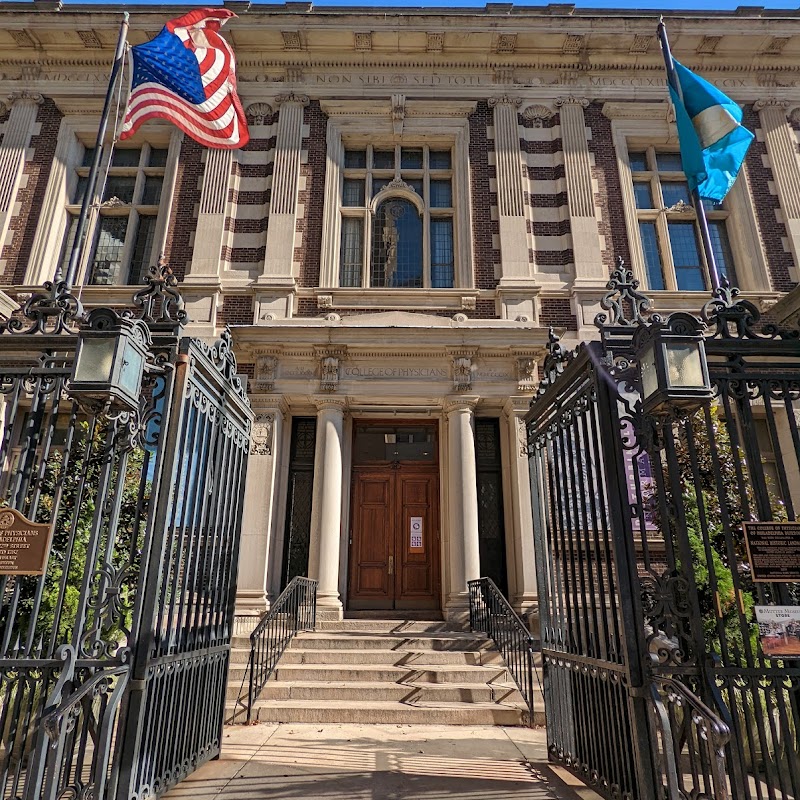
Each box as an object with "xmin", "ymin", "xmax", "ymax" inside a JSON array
[{"xmin": 62, "ymin": 0, "xmax": 800, "ymax": 8}]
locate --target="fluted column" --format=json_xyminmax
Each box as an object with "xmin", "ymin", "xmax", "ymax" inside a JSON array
[
  {"xmin": 489, "ymin": 96, "xmax": 530, "ymax": 283},
  {"xmin": 555, "ymin": 96, "xmax": 604, "ymax": 286},
  {"xmin": 444, "ymin": 396, "xmax": 481, "ymax": 621},
  {"xmin": 308, "ymin": 397, "xmax": 346, "ymax": 619},
  {"xmin": 757, "ymin": 100, "xmax": 800, "ymax": 279},
  {"xmin": 319, "ymin": 119, "xmax": 344, "ymax": 287},
  {"xmin": 259, "ymin": 93, "xmax": 309, "ymax": 286},
  {"xmin": 502, "ymin": 397, "xmax": 538, "ymax": 627},
  {"xmin": 0, "ymin": 92, "xmax": 42, "ymax": 268},
  {"xmin": 235, "ymin": 402, "xmax": 288, "ymax": 621}
]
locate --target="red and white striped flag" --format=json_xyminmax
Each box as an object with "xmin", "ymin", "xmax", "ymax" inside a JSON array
[{"xmin": 120, "ymin": 8, "xmax": 249, "ymax": 149}]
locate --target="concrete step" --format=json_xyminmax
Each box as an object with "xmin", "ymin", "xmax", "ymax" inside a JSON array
[
  {"xmin": 268, "ymin": 663, "xmax": 511, "ymax": 684},
  {"xmin": 244, "ymin": 699, "xmax": 530, "ymax": 726},
  {"xmin": 288, "ymin": 632, "xmax": 494, "ymax": 652},
  {"xmin": 252, "ymin": 680, "xmax": 533, "ymax": 704},
  {"xmin": 276, "ymin": 648, "xmax": 505, "ymax": 666},
  {"xmin": 315, "ymin": 620, "xmax": 463, "ymax": 633}
]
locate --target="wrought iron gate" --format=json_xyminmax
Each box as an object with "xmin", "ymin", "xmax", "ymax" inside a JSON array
[
  {"xmin": 0, "ymin": 266, "xmax": 252, "ymax": 800},
  {"xmin": 528, "ymin": 264, "xmax": 800, "ymax": 799}
]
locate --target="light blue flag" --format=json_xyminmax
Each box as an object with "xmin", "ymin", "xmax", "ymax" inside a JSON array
[{"xmin": 669, "ymin": 60, "xmax": 754, "ymax": 202}]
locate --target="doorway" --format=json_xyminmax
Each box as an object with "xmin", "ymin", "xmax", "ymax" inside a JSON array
[{"xmin": 347, "ymin": 423, "xmax": 440, "ymax": 611}]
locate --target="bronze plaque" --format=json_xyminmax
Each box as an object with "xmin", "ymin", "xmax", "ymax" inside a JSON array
[
  {"xmin": 0, "ymin": 509, "xmax": 53, "ymax": 575},
  {"xmin": 744, "ymin": 522, "xmax": 800, "ymax": 582}
]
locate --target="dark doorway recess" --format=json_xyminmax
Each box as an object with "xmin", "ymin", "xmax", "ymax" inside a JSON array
[{"xmin": 475, "ymin": 417, "xmax": 508, "ymax": 596}]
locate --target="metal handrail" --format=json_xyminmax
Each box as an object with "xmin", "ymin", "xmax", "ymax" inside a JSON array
[
  {"xmin": 649, "ymin": 675, "xmax": 731, "ymax": 799},
  {"xmin": 468, "ymin": 577, "xmax": 539, "ymax": 727},
  {"xmin": 242, "ymin": 576, "xmax": 317, "ymax": 723}
]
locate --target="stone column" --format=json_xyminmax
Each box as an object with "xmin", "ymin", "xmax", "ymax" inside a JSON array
[
  {"xmin": 235, "ymin": 403, "xmax": 287, "ymax": 623},
  {"xmin": 0, "ymin": 92, "xmax": 42, "ymax": 266},
  {"xmin": 308, "ymin": 397, "xmax": 346, "ymax": 620},
  {"xmin": 502, "ymin": 397, "xmax": 538, "ymax": 628},
  {"xmin": 757, "ymin": 100, "xmax": 800, "ymax": 281},
  {"xmin": 444, "ymin": 396, "xmax": 481, "ymax": 622},
  {"xmin": 259, "ymin": 93, "xmax": 308, "ymax": 287},
  {"xmin": 183, "ymin": 146, "xmax": 233, "ymax": 335}
]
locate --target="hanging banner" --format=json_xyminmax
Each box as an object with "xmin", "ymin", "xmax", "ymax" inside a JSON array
[{"xmin": 756, "ymin": 606, "xmax": 800, "ymax": 657}]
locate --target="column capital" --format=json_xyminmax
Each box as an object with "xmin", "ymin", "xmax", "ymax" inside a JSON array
[
  {"xmin": 7, "ymin": 91, "xmax": 43, "ymax": 108},
  {"xmin": 754, "ymin": 98, "xmax": 790, "ymax": 113},
  {"xmin": 503, "ymin": 396, "xmax": 533, "ymax": 418},
  {"xmin": 555, "ymin": 95, "xmax": 590, "ymax": 109},
  {"xmin": 488, "ymin": 95, "xmax": 522, "ymax": 109},
  {"xmin": 251, "ymin": 396, "xmax": 289, "ymax": 419},
  {"xmin": 443, "ymin": 396, "xmax": 479, "ymax": 415},
  {"xmin": 313, "ymin": 396, "xmax": 348, "ymax": 413},
  {"xmin": 275, "ymin": 92, "xmax": 310, "ymax": 106}
]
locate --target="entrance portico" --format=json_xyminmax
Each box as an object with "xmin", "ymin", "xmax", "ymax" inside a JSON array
[{"xmin": 233, "ymin": 312, "xmax": 547, "ymax": 625}]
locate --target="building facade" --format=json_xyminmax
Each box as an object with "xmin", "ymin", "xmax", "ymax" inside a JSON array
[{"xmin": 1, "ymin": 2, "xmax": 799, "ymax": 623}]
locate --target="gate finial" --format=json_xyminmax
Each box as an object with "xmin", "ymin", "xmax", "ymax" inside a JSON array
[
  {"xmin": 594, "ymin": 257, "xmax": 656, "ymax": 328},
  {"xmin": 132, "ymin": 255, "xmax": 188, "ymax": 329}
]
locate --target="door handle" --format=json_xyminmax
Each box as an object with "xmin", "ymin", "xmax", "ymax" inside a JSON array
[{"xmin": 388, "ymin": 555, "xmax": 394, "ymax": 576}]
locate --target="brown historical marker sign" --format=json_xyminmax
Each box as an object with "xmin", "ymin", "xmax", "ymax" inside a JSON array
[
  {"xmin": 0, "ymin": 509, "xmax": 53, "ymax": 575},
  {"xmin": 743, "ymin": 522, "xmax": 800, "ymax": 582}
]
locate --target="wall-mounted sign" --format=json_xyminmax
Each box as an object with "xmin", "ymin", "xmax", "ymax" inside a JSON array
[
  {"xmin": 410, "ymin": 517, "xmax": 423, "ymax": 550},
  {"xmin": 0, "ymin": 508, "xmax": 53, "ymax": 575},
  {"xmin": 743, "ymin": 522, "xmax": 800, "ymax": 582},
  {"xmin": 755, "ymin": 606, "xmax": 800, "ymax": 657}
]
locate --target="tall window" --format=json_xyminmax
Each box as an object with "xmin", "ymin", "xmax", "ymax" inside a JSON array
[
  {"xmin": 339, "ymin": 145, "xmax": 455, "ymax": 288},
  {"xmin": 60, "ymin": 145, "xmax": 167, "ymax": 286},
  {"xmin": 629, "ymin": 148, "xmax": 736, "ymax": 291}
]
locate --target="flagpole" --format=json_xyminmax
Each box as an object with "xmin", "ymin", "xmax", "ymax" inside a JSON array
[
  {"xmin": 657, "ymin": 18, "xmax": 722, "ymax": 293},
  {"xmin": 61, "ymin": 12, "xmax": 130, "ymax": 290}
]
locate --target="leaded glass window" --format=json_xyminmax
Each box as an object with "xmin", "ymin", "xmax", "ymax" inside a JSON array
[
  {"xmin": 629, "ymin": 146, "xmax": 737, "ymax": 290},
  {"xmin": 61, "ymin": 144, "xmax": 168, "ymax": 286},
  {"xmin": 338, "ymin": 144, "xmax": 455, "ymax": 288}
]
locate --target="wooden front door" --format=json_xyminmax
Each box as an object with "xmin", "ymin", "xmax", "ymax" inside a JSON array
[{"xmin": 348, "ymin": 466, "xmax": 440, "ymax": 610}]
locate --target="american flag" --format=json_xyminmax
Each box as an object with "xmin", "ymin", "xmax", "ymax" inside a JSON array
[{"xmin": 120, "ymin": 8, "xmax": 249, "ymax": 149}]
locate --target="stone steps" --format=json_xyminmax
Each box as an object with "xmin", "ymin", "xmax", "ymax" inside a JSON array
[{"xmin": 226, "ymin": 620, "xmax": 543, "ymax": 726}]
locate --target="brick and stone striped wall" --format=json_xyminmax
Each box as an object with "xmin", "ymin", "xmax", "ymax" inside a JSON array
[
  {"xmin": 2, "ymin": 99, "xmax": 62, "ymax": 286},
  {"xmin": 470, "ymin": 101, "xmax": 499, "ymax": 292},
  {"xmin": 297, "ymin": 101, "xmax": 327, "ymax": 288},
  {"xmin": 221, "ymin": 110, "xmax": 277, "ymax": 274}
]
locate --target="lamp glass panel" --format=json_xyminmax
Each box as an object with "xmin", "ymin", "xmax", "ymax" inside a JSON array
[
  {"xmin": 118, "ymin": 341, "xmax": 144, "ymax": 397},
  {"xmin": 666, "ymin": 343, "xmax": 705, "ymax": 389},
  {"xmin": 74, "ymin": 337, "xmax": 116, "ymax": 383},
  {"xmin": 640, "ymin": 342, "xmax": 659, "ymax": 401}
]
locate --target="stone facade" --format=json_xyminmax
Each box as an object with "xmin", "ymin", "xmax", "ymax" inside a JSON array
[{"xmin": 1, "ymin": 3, "xmax": 799, "ymax": 623}]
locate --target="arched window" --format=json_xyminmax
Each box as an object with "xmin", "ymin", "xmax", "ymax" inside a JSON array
[
  {"xmin": 337, "ymin": 145, "xmax": 455, "ymax": 289},
  {"xmin": 370, "ymin": 199, "xmax": 422, "ymax": 288}
]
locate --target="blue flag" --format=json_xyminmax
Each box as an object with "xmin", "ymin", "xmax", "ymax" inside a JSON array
[{"xmin": 669, "ymin": 60, "xmax": 754, "ymax": 202}]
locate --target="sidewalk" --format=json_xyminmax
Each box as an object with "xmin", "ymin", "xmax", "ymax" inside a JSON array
[{"xmin": 164, "ymin": 723, "xmax": 602, "ymax": 800}]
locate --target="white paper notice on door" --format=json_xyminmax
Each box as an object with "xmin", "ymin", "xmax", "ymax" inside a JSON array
[{"xmin": 410, "ymin": 517, "xmax": 423, "ymax": 550}]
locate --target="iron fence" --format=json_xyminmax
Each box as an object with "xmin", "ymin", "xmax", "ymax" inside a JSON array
[
  {"xmin": 0, "ymin": 265, "xmax": 252, "ymax": 799},
  {"xmin": 468, "ymin": 577, "xmax": 538, "ymax": 727},
  {"xmin": 527, "ymin": 262, "xmax": 800, "ymax": 798},
  {"xmin": 240, "ymin": 576, "xmax": 317, "ymax": 723}
]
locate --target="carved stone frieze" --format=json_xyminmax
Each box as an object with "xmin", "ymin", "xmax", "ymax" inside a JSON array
[
  {"xmin": 555, "ymin": 95, "xmax": 590, "ymax": 109},
  {"xmin": 281, "ymin": 31, "xmax": 302, "ymax": 50},
  {"xmin": 391, "ymin": 93, "xmax": 405, "ymax": 135},
  {"xmin": 246, "ymin": 102, "xmax": 273, "ymax": 124},
  {"xmin": 276, "ymin": 92, "xmax": 310, "ymax": 106},
  {"xmin": 522, "ymin": 104, "xmax": 554, "ymax": 126},
  {"xmin": 516, "ymin": 357, "xmax": 537, "ymax": 393},
  {"xmin": 461, "ymin": 296, "xmax": 476, "ymax": 311},
  {"xmin": 354, "ymin": 32, "xmax": 373, "ymax": 51},
  {"xmin": 315, "ymin": 346, "xmax": 347, "ymax": 393},
  {"xmin": 451, "ymin": 351, "xmax": 474, "ymax": 392},
  {"xmin": 426, "ymin": 32, "xmax": 444, "ymax": 52},
  {"xmin": 255, "ymin": 355, "xmax": 278, "ymax": 392},
  {"xmin": 495, "ymin": 34, "xmax": 517, "ymax": 54},
  {"xmin": 251, "ymin": 414, "xmax": 275, "ymax": 456}
]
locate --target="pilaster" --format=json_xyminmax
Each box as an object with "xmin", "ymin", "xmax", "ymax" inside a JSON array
[
  {"xmin": 319, "ymin": 118, "xmax": 344, "ymax": 287},
  {"xmin": 235, "ymin": 399, "xmax": 289, "ymax": 620},
  {"xmin": 757, "ymin": 100, "xmax": 800, "ymax": 282},
  {"xmin": 0, "ymin": 92, "xmax": 42, "ymax": 274},
  {"xmin": 258, "ymin": 93, "xmax": 308, "ymax": 288},
  {"xmin": 308, "ymin": 396, "xmax": 347, "ymax": 620},
  {"xmin": 490, "ymin": 96, "xmax": 538, "ymax": 321},
  {"xmin": 443, "ymin": 395, "xmax": 481, "ymax": 624},
  {"xmin": 502, "ymin": 397, "xmax": 538, "ymax": 630}
]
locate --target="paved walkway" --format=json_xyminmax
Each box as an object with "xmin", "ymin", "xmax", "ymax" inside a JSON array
[{"xmin": 165, "ymin": 724, "xmax": 601, "ymax": 800}]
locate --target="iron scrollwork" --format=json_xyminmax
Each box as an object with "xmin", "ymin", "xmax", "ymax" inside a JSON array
[{"xmin": 0, "ymin": 280, "xmax": 84, "ymax": 336}]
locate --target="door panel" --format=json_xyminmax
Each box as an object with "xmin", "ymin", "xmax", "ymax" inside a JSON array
[
  {"xmin": 348, "ymin": 467, "xmax": 439, "ymax": 611},
  {"xmin": 349, "ymin": 473, "xmax": 393, "ymax": 609},
  {"xmin": 396, "ymin": 473, "xmax": 439, "ymax": 609}
]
